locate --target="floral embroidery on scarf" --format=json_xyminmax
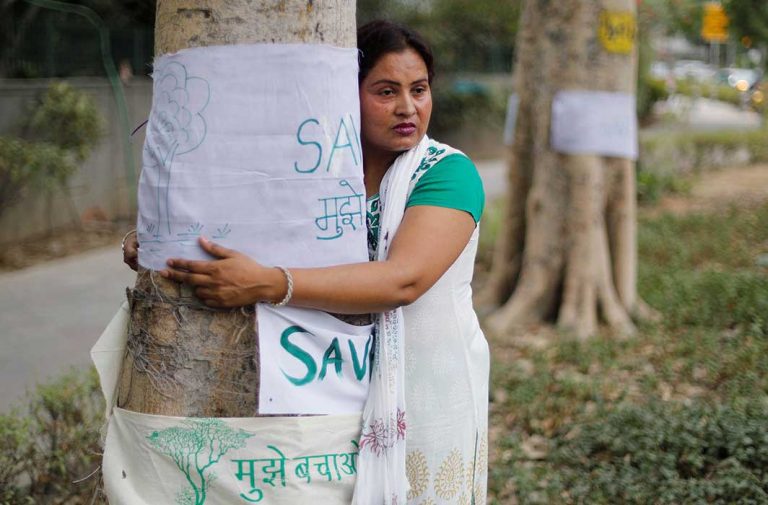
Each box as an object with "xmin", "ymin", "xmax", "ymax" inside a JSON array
[{"xmin": 359, "ymin": 408, "xmax": 407, "ymax": 457}]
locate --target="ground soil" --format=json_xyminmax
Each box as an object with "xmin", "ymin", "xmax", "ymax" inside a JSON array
[
  {"xmin": 0, "ymin": 223, "xmax": 131, "ymax": 272},
  {"xmin": 650, "ymin": 163, "xmax": 768, "ymax": 216}
]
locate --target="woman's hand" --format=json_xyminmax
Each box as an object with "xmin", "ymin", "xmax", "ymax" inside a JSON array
[
  {"xmin": 122, "ymin": 231, "xmax": 139, "ymax": 271},
  {"xmin": 161, "ymin": 237, "xmax": 286, "ymax": 308}
]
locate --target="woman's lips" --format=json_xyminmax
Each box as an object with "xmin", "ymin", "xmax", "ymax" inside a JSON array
[{"xmin": 393, "ymin": 123, "xmax": 417, "ymax": 136}]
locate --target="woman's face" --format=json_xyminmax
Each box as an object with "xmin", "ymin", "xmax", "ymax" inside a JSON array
[{"xmin": 359, "ymin": 48, "xmax": 432, "ymax": 162}]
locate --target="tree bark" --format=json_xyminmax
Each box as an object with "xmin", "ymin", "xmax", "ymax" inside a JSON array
[
  {"xmin": 481, "ymin": 0, "xmax": 646, "ymax": 340},
  {"xmin": 117, "ymin": 0, "xmax": 356, "ymax": 417}
]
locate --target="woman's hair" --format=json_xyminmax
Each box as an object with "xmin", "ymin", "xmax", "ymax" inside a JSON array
[{"xmin": 357, "ymin": 20, "xmax": 435, "ymax": 84}]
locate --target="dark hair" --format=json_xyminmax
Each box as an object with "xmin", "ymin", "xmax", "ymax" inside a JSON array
[{"xmin": 357, "ymin": 20, "xmax": 435, "ymax": 84}]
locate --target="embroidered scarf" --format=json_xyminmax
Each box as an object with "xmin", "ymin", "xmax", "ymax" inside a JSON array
[{"xmin": 352, "ymin": 136, "xmax": 460, "ymax": 504}]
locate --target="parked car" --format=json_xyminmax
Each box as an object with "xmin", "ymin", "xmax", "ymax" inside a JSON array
[
  {"xmin": 749, "ymin": 80, "xmax": 767, "ymax": 112},
  {"xmin": 717, "ymin": 67, "xmax": 762, "ymax": 92}
]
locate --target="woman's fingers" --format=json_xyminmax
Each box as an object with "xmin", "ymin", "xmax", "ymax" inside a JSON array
[
  {"xmin": 199, "ymin": 237, "xmax": 237, "ymax": 259},
  {"xmin": 161, "ymin": 268, "xmax": 214, "ymax": 287},
  {"xmin": 166, "ymin": 258, "xmax": 215, "ymax": 273}
]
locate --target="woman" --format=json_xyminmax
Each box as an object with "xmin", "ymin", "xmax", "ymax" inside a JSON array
[{"xmin": 125, "ymin": 20, "xmax": 489, "ymax": 504}]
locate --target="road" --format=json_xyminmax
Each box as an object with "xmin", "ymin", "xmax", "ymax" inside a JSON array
[{"xmin": 0, "ymin": 247, "xmax": 135, "ymax": 411}]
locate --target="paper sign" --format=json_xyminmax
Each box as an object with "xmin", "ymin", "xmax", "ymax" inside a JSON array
[
  {"xmin": 551, "ymin": 90, "xmax": 638, "ymax": 160},
  {"xmin": 257, "ymin": 305, "xmax": 374, "ymax": 415},
  {"xmin": 503, "ymin": 94, "xmax": 519, "ymax": 146},
  {"xmin": 598, "ymin": 11, "xmax": 636, "ymax": 54},
  {"xmin": 136, "ymin": 44, "xmax": 368, "ymax": 271}
]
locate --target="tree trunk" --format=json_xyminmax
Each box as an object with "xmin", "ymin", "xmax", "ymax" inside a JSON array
[
  {"xmin": 480, "ymin": 0, "xmax": 648, "ymax": 340},
  {"xmin": 117, "ymin": 0, "xmax": 356, "ymax": 417}
]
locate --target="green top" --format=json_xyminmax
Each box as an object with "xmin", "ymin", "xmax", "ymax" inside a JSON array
[
  {"xmin": 405, "ymin": 153, "xmax": 485, "ymax": 223},
  {"xmin": 366, "ymin": 153, "xmax": 485, "ymax": 258}
]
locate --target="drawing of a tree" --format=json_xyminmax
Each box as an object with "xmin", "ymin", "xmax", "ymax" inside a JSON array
[
  {"xmin": 147, "ymin": 61, "xmax": 209, "ymax": 235},
  {"xmin": 147, "ymin": 418, "xmax": 253, "ymax": 505}
]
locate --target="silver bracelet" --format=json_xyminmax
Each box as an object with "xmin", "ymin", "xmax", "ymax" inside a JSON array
[
  {"xmin": 121, "ymin": 229, "xmax": 137, "ymax": 252},
  {"xmin": 269, "ymin": 266, "xmax": 293, "ymax": 308}
]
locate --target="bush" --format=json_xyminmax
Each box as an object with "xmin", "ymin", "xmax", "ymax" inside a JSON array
[
  {"xmin": 0, "ymin": 138, "xmax": 75, "ymax": 216},
  {"xmin": 0, "ymin": 82, "xmax": 102, "ymax": 221},
  {"xmin": 636, "ymin": 170, "xmax": 691, "ymax": 204},
  {"xmin": 547, "ymin": 402, "xmax": 768, "ymax": 504},
  {"xmin": 23, "ymin": 82, "xmax": 102, "ymax": 163},
  {"xmin": 1, "ymin": 367, "xmax": 106, "ymax": 504}
]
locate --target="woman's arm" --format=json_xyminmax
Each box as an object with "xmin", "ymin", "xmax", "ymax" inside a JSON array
[{"xmin": 162, "ymin": 205, "xmax": 476, "ymax": 313}]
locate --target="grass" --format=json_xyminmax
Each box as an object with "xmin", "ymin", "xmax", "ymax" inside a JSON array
[{"xmin": 487, "ymin": 200, "xmax": 768, "ymax": 504}]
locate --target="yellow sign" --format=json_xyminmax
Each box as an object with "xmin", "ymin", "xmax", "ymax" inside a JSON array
[
  {"xmin": 702, "ymin": 2, "xmax": 729, "ymax": 43},
  {"xmin": 598, "ymin": 11, "xmax": 636, "ymax": 55}
]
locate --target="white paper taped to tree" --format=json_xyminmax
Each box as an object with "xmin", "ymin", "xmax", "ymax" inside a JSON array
[
  {"xmin": 503, "ymin": 93, "xmax": 519, "ymax": 146},
  {"xmin": 550, "ymin": 90, "xmax": 638, "ymax": 160},
  {"xmin": 137, "ymin": 44, "xmax": 368, "ymax": 271},
  {"xmin": 258, "ymin": 305, "xmax": 374, "ymax": 415}
]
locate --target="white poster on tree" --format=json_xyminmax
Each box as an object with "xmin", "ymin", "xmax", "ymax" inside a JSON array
[
  {"xmin": 550, "ymin": 90, "xmax": 638, "ymax": 160},
  {"xmin": 136, "ymin": 44, "xmax": 368, "ymax": 271}
]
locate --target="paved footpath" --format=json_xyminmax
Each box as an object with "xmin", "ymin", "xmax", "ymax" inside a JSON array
[
  {"xmin": 0, "ymin": 246, "xmax": 135, "ymax": 412},
  {"xmin": 0, "ymin": 164, "xmax": 506, "ymax": 412}
]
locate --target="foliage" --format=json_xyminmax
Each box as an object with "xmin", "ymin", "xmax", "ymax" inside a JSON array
[
  {"xmin": 636, "ymin": 170, "xmax": 691, "ymax": 204},
  {"xmin": 639, "ymin": 204, "xmax": 768, "ymax": 336},
  {"xmin": 0, "ymin": 82, "xmax": 101, "ymax": 220},
  {"xmin": 547, "ymin": 402, "xmax": 768, "ymax": 503},
  {"xmin": 1, "ymin": 367, "xmax": 106, "ymax": 504},
  {"xmin": 639, "ymin": 128, "xmax": 768, "ymax": 182},
  {"xmin": 674, "ymin": 78, "xmax": 745, "ymax": 105},
  {"xmin": 723, "ymin": 0, "xmax": 768, "ymax": 51},
  {"xmin": 487, "ymin": 199, "xmax": 768, "ymax": 503},
  {"xmin": 359, "ymin": 0, "xmax": 522, "ymax": 74},
  {"xmin": 24, "ymin": 81, "xmax": 103, "ymax": 163},
  {"xmin": 0, "ymin": 137, "xmax": 73, "ymax": 216},
  {"xmin": 429, "ymin": 81, "xmax": 506, "ymax": 137}
]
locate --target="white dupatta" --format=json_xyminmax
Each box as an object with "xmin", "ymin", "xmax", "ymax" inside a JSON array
[{"xmin": 352, "ymin": 135, "xmax": 431, "ymax": 504}]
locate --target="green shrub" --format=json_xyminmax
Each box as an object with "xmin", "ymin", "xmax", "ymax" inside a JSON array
[
  {"xmin": 547, "ymin": 402, "xmax": 768, "ymax": 504},
  {"xmin": 636, "ymin": 170, "xmax": 691, "ymax": 204},
  {"xmin": 23, "ymin": 82, "xmax": 103, "ymax": 163},
  {"xmin": 0, "ymin": 137, "xmax": 75, "ymax": 215},
  {"xmin": 0, "ymin": 82, "xmax": 102, "ymax": 221},
  {"xmin": 2, "ymin": 367, "xmax": 106, "ymax": 504}
]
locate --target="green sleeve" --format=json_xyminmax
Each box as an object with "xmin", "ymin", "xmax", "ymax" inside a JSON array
[{"xmin": 405, "ymin": 153, "xmax": 485, "ymax": 223}]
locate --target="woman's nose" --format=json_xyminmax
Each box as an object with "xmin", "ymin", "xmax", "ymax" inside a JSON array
[{"xmin": 394, "ymin": 94, "xmax": 416, "ymax": 117}]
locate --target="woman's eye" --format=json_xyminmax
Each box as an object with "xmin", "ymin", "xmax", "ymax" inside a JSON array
[
  {"xmin": 413, "ymin": 87, "xmax": 428, "ymax": 95},
  {"xmin": 379, "ymin": 89, "xmax": 395, "ymax": 96}
]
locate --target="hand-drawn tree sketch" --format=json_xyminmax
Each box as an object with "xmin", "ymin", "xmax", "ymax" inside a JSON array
[
  {"xmin": 117, "ymin": 1, "xmax": 357, "ymax": 417},
  {"xmin": 146, "ymin": 60, "xmax": 209, "ymax": 235},
  {"xmin": 478, "ymin": 0, "xmax": 655, "ymax": 340},
  {"xmin": 147, "ymin": 418, "xmax": 253, "ymax": 505}
]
